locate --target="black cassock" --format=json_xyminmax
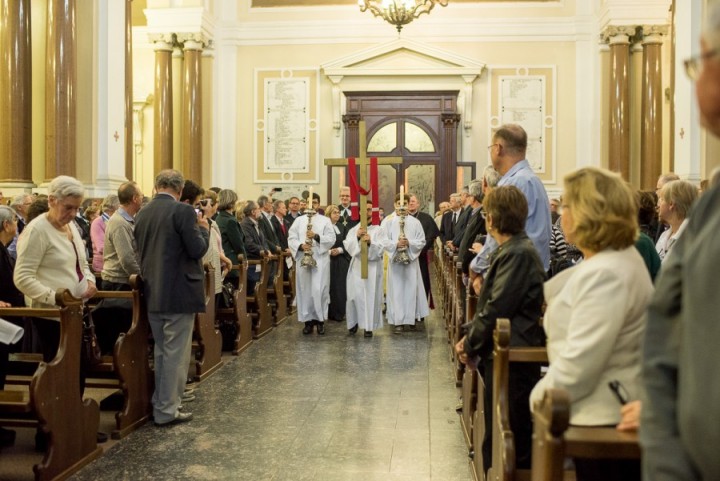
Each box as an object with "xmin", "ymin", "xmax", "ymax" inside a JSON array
[
  {"xmin": 411, "ymin": 211, "xmax": 439, "ymax": 308},
  {"xmin": 328, "ymin": 221, "xmax": 352, "ymax": 321}
]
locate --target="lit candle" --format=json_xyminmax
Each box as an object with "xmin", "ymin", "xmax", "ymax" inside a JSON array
[
  {"xmin": 308, "ymin": 186, "xmax": 313, "ymax": 209},
  {"xmin": 399, "ymin": 184, "xmax": 404, "ymax": 207}
]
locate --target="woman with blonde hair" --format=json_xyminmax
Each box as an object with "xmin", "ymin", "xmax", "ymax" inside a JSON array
[{"xmin": 530, "ymin": 167, "xmax": 653, "ymax": 481}]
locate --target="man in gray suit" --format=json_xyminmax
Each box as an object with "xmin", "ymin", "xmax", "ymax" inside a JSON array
[
  {"xmin": 134, "ymin": 170, "xmax": 209, "ymax": 426},
  {"xmin": 641, "ymin": 6, "xmax": 720, "ymax": 480}
]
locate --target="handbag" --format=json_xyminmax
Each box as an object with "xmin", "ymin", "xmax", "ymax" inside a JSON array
[
  {"xmin": 82, "ymin": 308, "xmax": 103, "ymax": 367},
  {"xmin": 221, "ymin": 282, "xmax": 235, "ymax": 309}
]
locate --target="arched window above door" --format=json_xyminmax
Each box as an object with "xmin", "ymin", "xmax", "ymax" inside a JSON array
[
  {"xmin": 367, "ymin": 120, "xmax": 436, "ymax": 154},
  {"xmin": 367, "ymin": 123, "xmax": 397, "ymax": 152},
  {"xmin": 405, "ymin": 122, "xmax": 435, "ymax": 153}
]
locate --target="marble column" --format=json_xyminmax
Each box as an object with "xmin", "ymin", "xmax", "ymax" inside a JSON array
[
  {"xmin": 640, "ymin": 27, "xmax": 666, "ymax": 190},
  {"xmin": 125, "ymin": 0, "xmax": 133, "ymax": 180},
  {"xmin": 153, "ymin": 40, "xmax": 173, "ymax": 174},
  {"xmin": 0, "ymin": 0, "xmax": 32, "ymax": 185},
  {"xmin": 45, "ymin": 0, "xmax": 77, "ymax": 180},
  {"xmin": 605, "ymin": 26, "xmax": 635, "ymax": 181},
  {"xmin": 182, "ymin": 40, "xmax": 203, "ymax": 184}
]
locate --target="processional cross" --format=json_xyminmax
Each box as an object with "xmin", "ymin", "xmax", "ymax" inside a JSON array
[{"xmin": 324, "ymin": 121, "xmax": 403, "ymax": 279}]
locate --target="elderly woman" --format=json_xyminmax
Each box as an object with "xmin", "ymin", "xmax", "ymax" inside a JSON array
[
  {"xmin": 215, "ymin": 189, "xmax": 248, "ymax": 290},
  {"xmin": 529, "ymin": 167, "xmax": 653, "ymax": 481},
  {"xmin": 325, "ymin": 204, "xmax": 350, "ymax": 322},
  {"xmin": 455, "ymin": 185, "xmax": 546, "ymax": 472},
  {"xmin": 655, "ymin": 179, "xmax": 698, "ymax": 262},
  {"xmin": 14, "ymin": 176, "xmax": 98, "ymax": 363}
]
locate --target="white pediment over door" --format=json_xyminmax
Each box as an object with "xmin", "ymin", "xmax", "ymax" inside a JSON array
[{"xmin": 321, "ymin": 38, "xmax": 485, "ymax": 134}]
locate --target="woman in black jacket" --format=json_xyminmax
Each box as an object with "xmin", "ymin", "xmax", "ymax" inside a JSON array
[
  {"xmin": 455, "ymin": 185, "xmax": 546, "ymax": 474},
  {"xmin": 215, "ymin": 189, "xmax": 247, "ymax": 290}
]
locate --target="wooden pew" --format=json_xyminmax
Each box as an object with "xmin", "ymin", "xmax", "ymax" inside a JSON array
[
  {"xmin": 487, "ymin": 318, "xmax": 548, "ymax": 481},
  {"xmin": 193, "ymin": 264, "xmax": 223, "ymax": 381},
  {"xmin": 285, "ymin": 256, "xmax": 296, "ymax": 316},
  {"xmin": 452, "ymin": 259, "xmax": 466, "ymax": 386},
  {"xmin": 216, "ymin": 259, "xmax": 253, "ymax": 355},
  {"xmin": 266, "ymin": 252, "xmax": 288, "ymax": 326},
  {"xmin": 0, "ymin": 291, "xmax": 103, "ymax": 481},
  {"xmin": 247, "ymin": 257, "xmax": 273, "ymax": 339},
  {"xmin": 87, "ymin": 275, "xmax": 153, "ymax": 439},
  {"xmin": 531, "ymin": 389, "xmax": 640, "ymax": 481},
  {"xmin": 460, "ymin": 284, "xmax": 479, "ymax": 452}
]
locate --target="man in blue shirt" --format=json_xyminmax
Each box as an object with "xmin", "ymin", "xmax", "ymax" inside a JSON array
[{"xmin": 470, "ymin": 124, "xmax": 551, "ymax": 285}]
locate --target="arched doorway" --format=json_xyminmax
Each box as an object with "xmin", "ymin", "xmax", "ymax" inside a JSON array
[{"xmin": 328, "ymin": 91, "xmax": 474, "ymax": 215}]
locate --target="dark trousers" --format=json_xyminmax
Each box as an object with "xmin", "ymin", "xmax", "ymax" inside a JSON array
[{"xmin": 481, "ymin": 358, "xmax": 541, "ymax": 473}]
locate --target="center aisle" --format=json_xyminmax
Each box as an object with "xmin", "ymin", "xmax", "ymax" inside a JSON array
[{"xmin": 70, "ymin": 308, "xmax": 472, "ymax": 481}]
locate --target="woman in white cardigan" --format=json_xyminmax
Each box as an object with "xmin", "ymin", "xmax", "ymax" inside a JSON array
[
  {"xmin": 14, "ymin": 176, "xmax": 97, "ymax": 362},
  {"xmin": 529, "ymin": 167, "xmax": 653, "ymax": 481}
]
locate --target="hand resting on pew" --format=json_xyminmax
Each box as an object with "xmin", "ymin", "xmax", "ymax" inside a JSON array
[
  {"xmin": 454, "ymin": 337, "xmax": 478, "ymax": 370},
  {"xmin": 616, "ymin": 400, "xmax": 641, "ymax": 432}
]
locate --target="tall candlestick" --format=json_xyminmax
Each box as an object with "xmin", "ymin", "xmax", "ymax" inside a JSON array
[
  {"xmin": 308, "ymin": 186, "xmax": 313, "ymax": 207},
  {"xmin": 399, "ymin": 184, "xmax": 404, "ymax": 207}
]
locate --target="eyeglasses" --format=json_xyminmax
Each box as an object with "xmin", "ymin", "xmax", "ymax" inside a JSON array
[
  {"xmin": 684, "ymin": 49, "xmax": 719, "ymax": 80},
  {"xmin": 487, "ymin": 143, "xmax": 499, "ymax": 151}
]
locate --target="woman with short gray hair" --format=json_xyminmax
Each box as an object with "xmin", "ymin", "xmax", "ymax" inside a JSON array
[{"xmin": 14, "ymin": 175, "xmax": 96, "ymax": 362}]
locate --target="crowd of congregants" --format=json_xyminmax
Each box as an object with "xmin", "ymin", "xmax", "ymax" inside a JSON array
[{"xmin": 2, "ymin": 6, "xmax": 720, "ymax": 479}]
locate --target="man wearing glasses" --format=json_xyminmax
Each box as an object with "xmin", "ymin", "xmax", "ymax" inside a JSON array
[
  {"xmin": 642, "ymin": 6, "xmax": 720, "ymax": 480},
  {"xmin": 284, "ymin": 197, "xmax": 302, "ymax": 226}
]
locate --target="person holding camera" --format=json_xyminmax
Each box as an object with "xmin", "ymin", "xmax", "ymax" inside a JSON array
[{"xmin": 134, "ymin": 170, "xmax": 209, "ymax": 426}]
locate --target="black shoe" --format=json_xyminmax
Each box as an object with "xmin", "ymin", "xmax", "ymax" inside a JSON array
[
  {"xmin": 303, "ymin": 322, "xmax": 313, "ymax": 335},
  {"xmin": 349, "ymin": 324, "xmax": 358, "ymax": 335},
  {"xmin": 317, "ymin": 322, "xmax": 326, "ymax": 335},
  {"xmin": 97, "ymin": 431, "xmax": 109, "ymax": 444},
  {"xmin": 0, "ymin": 427, "xmax": 16, "ymax": 447},
  {"xmin": 364, "ymin": 331, "xmax": 373, "ymax": 338}
]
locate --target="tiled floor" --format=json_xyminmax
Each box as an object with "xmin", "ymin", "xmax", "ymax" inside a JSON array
[{"xmin": 67, "ymin": 310, "xmax": 473, "ymax": 481}]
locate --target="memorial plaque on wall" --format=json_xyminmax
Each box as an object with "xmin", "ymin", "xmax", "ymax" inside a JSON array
[
  {"xmin": 255, "ymin": 69, "xmax": 319, "ymax": 184},
  {"xmin": 488, "ymin": 66, "xmax": 556, "ymax": 184},
  {"xmin": 265, "ymin": 79, "xmax": 309, "ymax": 172}
]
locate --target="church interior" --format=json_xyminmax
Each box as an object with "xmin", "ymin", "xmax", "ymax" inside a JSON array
[{"xmin": 0, "ymin": 0, "xmax": 716, "ymax": 480}]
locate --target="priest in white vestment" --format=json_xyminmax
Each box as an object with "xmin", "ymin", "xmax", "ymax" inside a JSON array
[
  {"xmin": 288, "ymin": 211, "xmax": 336, "ymax": 335},
  {"xmin": 381, "ymin": 197, "xmax": 429, "ymax": 333},
  {"xmin": 344, "ymin": 202, "xmax": 387, "ymax": 337}
]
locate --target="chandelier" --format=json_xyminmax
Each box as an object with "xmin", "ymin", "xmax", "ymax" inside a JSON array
[{"xmin": 358, "ymin": 0, "xmax": 449, "ymax": 33}]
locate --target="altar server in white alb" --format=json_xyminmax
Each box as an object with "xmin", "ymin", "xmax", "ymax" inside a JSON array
[
  {"xmin": 288, "ymin": 207, "xmax": 336, "ymax": 335},
  {"xmin": 381, "ymin": 193, "xmax": 429, "ymax": 334},
  {"xmin": 345, "ymin": 201, "xmax": 387, "ymax": 338}
]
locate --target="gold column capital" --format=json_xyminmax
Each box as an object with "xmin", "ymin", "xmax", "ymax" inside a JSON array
[
  {"xmin": 149, "ymin": 34, "xmax": 175, "ymax": 49},
  {"xmin": 176, "ymin": 33, "xmax": 209, "ymax": 50},
  {"xmin": 601, "ymin": 25, "xmax": 637, "ymax": 44},
  {"xmin": 641, "ymin": 25, "xmax": 669, "ymax": 44}
]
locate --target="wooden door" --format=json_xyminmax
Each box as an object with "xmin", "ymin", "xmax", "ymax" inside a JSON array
[{"xmin": 327, "ymin": 92, "xmax": 473, "ymax": 216}]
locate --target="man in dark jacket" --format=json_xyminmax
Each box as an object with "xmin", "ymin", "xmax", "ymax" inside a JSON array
[{"xmin": 134, "ymin": 170, "xmax": 209, "ymax": 427}]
